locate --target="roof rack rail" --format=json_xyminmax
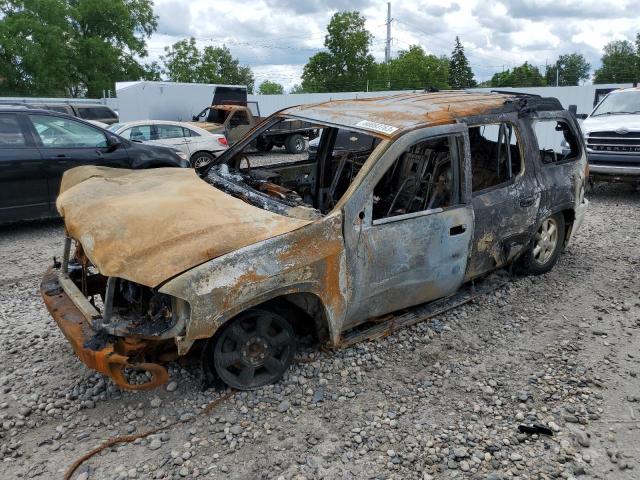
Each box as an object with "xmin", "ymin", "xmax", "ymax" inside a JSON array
[{"xmin": 490, "ymin": 90, "xmax": 541, "ymax": 98}]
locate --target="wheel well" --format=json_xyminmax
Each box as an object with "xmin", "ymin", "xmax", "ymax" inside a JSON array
[
  {"xmin": 560, "ymin": 208, "xmax": 575, "ymax": 246},
  {"xmin": 254, "ymin": 293, "xmax": 330, "ymax": 343},
  {"xmin": 189, "ymin": 150, "xmax": 215, "ymax": 160}
]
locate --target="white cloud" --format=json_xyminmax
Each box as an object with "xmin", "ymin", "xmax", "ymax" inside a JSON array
[{"xmin": 148, "ymin": 0, "xmax": 640, "ymax": 89}]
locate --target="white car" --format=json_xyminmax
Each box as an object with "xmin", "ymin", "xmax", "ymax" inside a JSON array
[{"xmin": 108, "ymin": 120, "xmax": 228, "ymax": 168}]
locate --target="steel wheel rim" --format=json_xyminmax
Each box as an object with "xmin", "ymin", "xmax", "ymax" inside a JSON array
[
  {"xmin": 295, "ymin": 137, "xmax": 304, "ymax": 151},
  {"xmin": 193, "ymin": 155, "xmax": 212, "ymax": 168},
  {"xmin": 213, "ymin": 311, "xmax": 294, "ymax": 389},
  {"xmin": 532, "ymin": 217, "xmax": 558, "ymax": 265}
]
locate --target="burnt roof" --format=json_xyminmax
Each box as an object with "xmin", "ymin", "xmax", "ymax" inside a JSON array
[{"xmin": 283, "ymin": 91, "xmax": 563, "ymax": 137}]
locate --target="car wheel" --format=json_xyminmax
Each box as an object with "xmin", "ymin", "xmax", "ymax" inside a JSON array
[
  {"xmin": 518, "ymin": 213, "xmax": 565, "ymax": 275},
  {"xmin": 285, "ymin": 134, "xmax": 305, "ymax": 154},
  {"xmin": 190, "ymin": 151, "xmax": 215, "ymax": 169},
  {"xmin": 206, "ymin": 308, "xmax": 296, "ymax": 390}
]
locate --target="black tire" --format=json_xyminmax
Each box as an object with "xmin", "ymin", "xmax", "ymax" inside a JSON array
[
  {"xmin": 285, "ymin": 134, "xmax": 305, "ymax": 154},
  {"xmin": 205, "ymin": 308, "xmax": 296, "ymax": 390},
  {"xmin": 256, "ymin": 137, "xmax": 274, "ymax": 152},
  {"xmin": 518, "ymin": 213, "xmax": 565, "ymax": 275},
  {"xmin": 190, "ymin": 151, "xmax": 215, "ymax": 169}
]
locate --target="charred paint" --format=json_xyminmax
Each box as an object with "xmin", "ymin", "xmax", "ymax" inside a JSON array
[
  {"xmin": 43, "ymin": 91, "xmax": 589, "ymax": 390},
  {"xmin": 56, "ymin": 166, "xmax": 311, "ymax": 288},
  {"xmin": 41, "ymin": 269, "xmax": 169, "ymax": 390}
]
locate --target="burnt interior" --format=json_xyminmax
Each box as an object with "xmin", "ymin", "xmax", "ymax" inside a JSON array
[
  {"xmin": 202, "ymin": 118, "xmax": 532, "ymax": 218},
  {"xmin": 372, "ymin": 136, "xmax": 457, "ymax": 220},
  {"xmin": 205, "ymin": 121, "xmax": 381, "ymax": 217},
  {"xmin": 469, "ymin": 124, "xmax": 522, "ymax": 192}
]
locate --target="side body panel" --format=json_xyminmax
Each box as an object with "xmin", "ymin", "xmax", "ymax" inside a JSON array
[
  {"xmin": 528, "ymin": 111, "xmax": 588, "ymax": 238},
  {"xmin": 152, "ymin": 124, "xmax": 190, "ymax": 155},
  {"xmin": 0, "ymin": 113, "xmax": 49, "ymax": 223},
  {"xmin": 160, "ymin": 214, "xmax": 348, "ymax": 353},
  {"xmin": 341, "ymin": 124, "xmax": 474, "ymax": 326},
  {"xmin": 463, "ymin": 113, "xmax": 542, "ymax": 279}
]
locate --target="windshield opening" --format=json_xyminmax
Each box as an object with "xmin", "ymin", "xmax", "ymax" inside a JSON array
[
  {"xmin": 203, "ymin": 116, "xmax": 383, "ymax": 219},
  {"xmin": 592, "ymin": 91, "xmax": 640, "ymax": 116}
]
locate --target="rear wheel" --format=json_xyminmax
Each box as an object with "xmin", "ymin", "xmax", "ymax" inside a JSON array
[
  {"xmin": 285, "ymin": 134, "xmax": 305, "ymax": 154},
  {"xmin": 518, "ymin": 213, "xmax": 565, "ymax": 275},
  {"xmin": 190, "ymin": 151, "xmax": 215, "ymax": 169},
  {"xmin": 256, "ymin": 137, "xmax": 274, "ymax": 152},
  {"xmin": 206, "ymin": 309, "xmax": 296, "ymax": 390}
]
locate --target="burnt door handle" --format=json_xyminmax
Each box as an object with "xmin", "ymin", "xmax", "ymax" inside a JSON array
[
  {"xmin": 520, "ymin": 196, "xmax": 536, "ymax": 207},
  {"xmin": 450, "ymin": 224, "xmax": 466, "ymax": 236}
]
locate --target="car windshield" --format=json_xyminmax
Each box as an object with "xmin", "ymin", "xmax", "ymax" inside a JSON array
[
  {"xmin": 107, "ymin": 123, "xmax": 123, "ymax": 132},
  {"xmin": 591, "ymin": 91, "xmax": 640, "ymax": 116}
]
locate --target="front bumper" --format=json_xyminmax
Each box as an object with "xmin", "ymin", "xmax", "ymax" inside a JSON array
[
  {"xmin": 587, "ymin": 152, "xmax": 640, "ymax": 180},
  {"xmin": 40, "ymin": 267, "xmax": 169, "ymax": 390}
]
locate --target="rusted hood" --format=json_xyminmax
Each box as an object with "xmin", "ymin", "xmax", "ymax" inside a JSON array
[{"xmin": 56, "ymin": 166, "xmax": 311, "ymax": 287}]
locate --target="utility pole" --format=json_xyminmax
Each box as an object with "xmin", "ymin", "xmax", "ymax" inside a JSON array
[{"xmin": 385, "ymin": 2, "xmax": 391, "ymax": 64}]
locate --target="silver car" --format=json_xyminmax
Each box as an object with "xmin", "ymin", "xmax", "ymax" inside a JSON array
[{"xmin": 108, "ymin": 120, "xmax": 228, "ymax": 168}]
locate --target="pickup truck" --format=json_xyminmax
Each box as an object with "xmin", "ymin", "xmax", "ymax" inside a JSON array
[
  {"xmin": 190, "ymin": 101, "xmax": 319, "ymax": 153},
  {"xmin": 582, "ymin": 87, "xmax": 640, "ymax": 183}
]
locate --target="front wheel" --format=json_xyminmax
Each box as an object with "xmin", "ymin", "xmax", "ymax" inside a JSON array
[
  {"xmin": 285, "ymin": 134, "xmax": 305, "ymax": 154},
  {"xmin": 518, "ymin": 213, "xmax": 565, "ymax": 275},
  {"xmin": 205, "ymin": 309, "xmax": 296, "ymax": 390}
]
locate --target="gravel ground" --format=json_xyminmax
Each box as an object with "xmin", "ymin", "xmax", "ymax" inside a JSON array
[{"xmin": 0, "ymin": 182, "xmax": 639, "ymax": 480}]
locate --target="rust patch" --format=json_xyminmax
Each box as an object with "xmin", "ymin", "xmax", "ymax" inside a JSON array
[
  {"xmin": 41, "ymin": 268, "xmax": 169, "ymax": 390},
  {"xmin": 283, "ymin": 91, "xmax": 513, "ymax": 138},
  {"xmin": 56, "ymin": 166, "xmax": 312, "ymax": 288}
]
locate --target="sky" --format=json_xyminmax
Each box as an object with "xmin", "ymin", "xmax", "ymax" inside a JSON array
[{"xmin": 147, "ymin": 0, "xmax": 639, "ymax": 91}]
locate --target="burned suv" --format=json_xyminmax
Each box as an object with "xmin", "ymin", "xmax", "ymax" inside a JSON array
[{"xmin": 41, "ymin": 91, "xmax": 589, "ymax": 391}]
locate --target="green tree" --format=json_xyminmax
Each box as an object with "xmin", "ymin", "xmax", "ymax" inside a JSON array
[
  {"xmin": 301, "ymin": 11, "xmax": 374, "ymax": 92},
  {"xmin": 369, "ymin": 45, "xmax": 449, "ymax": 90},
  {"xmin": 289, "ymin": 84, "xmax": 306, "ymax": 94},
  {"xmin": 161, "ymin": 38, "xmax": 255, "ymax": 92},
  {"xmin": 448, "ymin": 36, "xmax": 476, "ymax": 89},
  {"xmin": 258, "ymin": 80, "xmax": 284, "ymax": 95},
  {"xmin": 490, "ymin": 62, "xmax": 546, "ymax": 87},
  {"xmin": 161, "ymin": 38, "xmax": 200, "ymax": 83},
  {"xmin": 0, "ymin": 0, "xmax": 157, "ymax": 97},
  {"xmin": 594, "ymin": 39, "xmax": 640, "ymax": 83},
  {"xmin": 545, "ymin": 53, "xmax": 591, "ymax": 86},
  {"xmin": 198, "ymin": 45, "xmax": 254, "ymax": 92}
]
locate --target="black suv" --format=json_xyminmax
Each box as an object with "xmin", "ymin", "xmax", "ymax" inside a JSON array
[{"xmin": 0, "ymin": 107, "xmax": 189, "ymax": 224}]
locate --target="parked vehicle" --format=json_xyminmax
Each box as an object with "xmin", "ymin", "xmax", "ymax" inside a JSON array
[
  {"xmin": 5, "ymin": 102, "xmax": 120, "ymax": 125},
  {"xmin": 108, "ymin": 120, "xmax": 228, "ymax": 169},
  {"xmin": 582, "ymin": 87, "xmax": 640, "ymax": 183},
  {"xmin": 191, "ymin": 101, "xmax": 318, "ymax": 153},
  {"xmin": 41, "ymin": 91, "xmax": 588, "ymax": 391},
  {"xmin": 0, "ymin": 107, "xmax": 188, "ymax": 224}
]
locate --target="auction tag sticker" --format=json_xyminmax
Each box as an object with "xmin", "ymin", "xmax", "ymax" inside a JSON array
[{"xmin": 355, "ymin": 120, "xmax": 398, "ymax": 135}]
